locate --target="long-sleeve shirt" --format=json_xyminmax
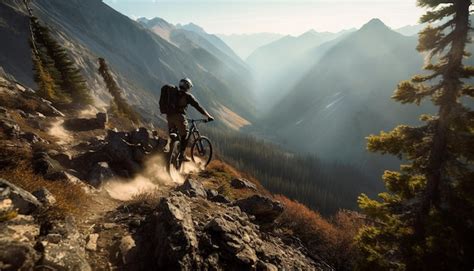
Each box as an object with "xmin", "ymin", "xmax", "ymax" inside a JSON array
[{"xmin": 176, "ymin": 91, "xmax": 208, "ymax": 116}]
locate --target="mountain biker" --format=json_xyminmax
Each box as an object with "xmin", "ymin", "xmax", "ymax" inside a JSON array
[{"xmin": 165, "ymin": 78, "xmax": 214, "ymax": 161}]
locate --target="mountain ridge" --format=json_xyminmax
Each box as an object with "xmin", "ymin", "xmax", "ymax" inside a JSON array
[{"xmin": 0, "ymin": 0, "xmax": 256, "ymax": 127}]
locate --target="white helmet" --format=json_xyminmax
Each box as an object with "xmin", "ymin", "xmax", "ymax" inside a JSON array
[{"xmin": 179, "ymin": 78, "xmax": 193, "ymax": 91}]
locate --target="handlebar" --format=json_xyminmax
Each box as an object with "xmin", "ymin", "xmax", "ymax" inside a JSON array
[{"xmin": 187, "ymin": 118, "xmax": 214, "ymax": 123}]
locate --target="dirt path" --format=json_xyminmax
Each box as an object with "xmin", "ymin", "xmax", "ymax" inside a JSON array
[{"xmin": 45, "ymin": 116, "xmax": 205, "ymax": 269}]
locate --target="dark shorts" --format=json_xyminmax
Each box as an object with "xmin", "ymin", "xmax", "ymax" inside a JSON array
[{"xmin": 166, "ymin": 114, "xmax": 188, "ymax": 138}]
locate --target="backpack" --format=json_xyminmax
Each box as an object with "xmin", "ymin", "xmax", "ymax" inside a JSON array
[{"xmin": 159, "ymin": 84, "xmax": 179, "ymax": 114}]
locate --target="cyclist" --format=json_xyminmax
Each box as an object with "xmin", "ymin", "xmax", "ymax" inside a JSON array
[{"xmin": 166, "ymin": 78, "xmax": 214, "ymax": 161}]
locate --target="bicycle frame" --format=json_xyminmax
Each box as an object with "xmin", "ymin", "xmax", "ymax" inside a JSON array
[
  {"xmin": 168, "ymin": 118, "xmax": 207, "ymax": 145},
  {"xmin": 187, "ymin": 119, "xmax": 206, "ymax": 145},
  {"xmin": 167, "ymin": 118, "xmax": 212, "ymax": 173}
]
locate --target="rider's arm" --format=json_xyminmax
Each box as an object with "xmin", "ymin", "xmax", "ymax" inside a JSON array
[{"xmin": 187, "ymin": 94, "xmax": 211, "ymax": 117}]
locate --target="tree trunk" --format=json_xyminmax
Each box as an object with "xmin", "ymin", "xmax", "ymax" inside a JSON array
[{"xmin": 412, "ymin": 0, "xmax": 471, "ymax": 262}]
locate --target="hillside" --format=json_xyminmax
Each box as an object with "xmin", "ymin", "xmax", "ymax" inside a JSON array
[
  {"xmin": 262, "ymin": 19, "xmax": 427, "ymax": 175},
  {"xmin": 137, "ymin": 17, "xmax": 255, "ymax": 120},
  {"xmin": 0, "ymin": 72, "xmax": 361, "ymax": 270},
  {"xmin": 0, "ymin": 0, "xmax": 255, "ymax": 127}
]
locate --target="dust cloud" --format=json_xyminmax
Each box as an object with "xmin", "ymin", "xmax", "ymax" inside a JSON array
[
  {"xmin": 103, "ymin": 155, "xmax": 203, "ymax": 201},
  {"xmin": 78, "ymin": 105, "xmax": 107, "ymax": 118},
  {"xmin": 48, "ymin": 119, "xmax": 72, "ymax": 145}
]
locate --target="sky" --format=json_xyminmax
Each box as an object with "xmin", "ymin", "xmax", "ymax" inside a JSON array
[{"xmin": 103, "ymin": 0, "xmax": 425, "ymax": 35}]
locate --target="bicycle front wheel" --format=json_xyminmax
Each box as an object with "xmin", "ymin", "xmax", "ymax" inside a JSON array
[{"xmin": 191, "ymin": 136, "xmax": 213, "ymax": 169}]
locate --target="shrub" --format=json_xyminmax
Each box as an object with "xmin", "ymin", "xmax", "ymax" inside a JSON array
[
  {"xmin": 275, "ymin": 195, "xmax": 365, "ymax": 270},
  {"xmin": 0, "ymin": 160, "xmax": 89, "ymax": 219}
]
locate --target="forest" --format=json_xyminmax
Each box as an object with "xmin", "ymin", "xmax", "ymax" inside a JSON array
[{"xmin": 206, "ymin": 127, "xmax": 381, "ymax": 215}]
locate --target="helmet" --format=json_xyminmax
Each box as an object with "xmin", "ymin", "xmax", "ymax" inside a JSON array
[{"xmin": 179, "ymin": 78, "xmax": 193, "ymax": 91}]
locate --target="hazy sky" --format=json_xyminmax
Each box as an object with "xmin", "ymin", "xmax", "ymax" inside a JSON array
[{"xmin": 103, "ymin": 0, "xmax": 425, "ymax": 35}]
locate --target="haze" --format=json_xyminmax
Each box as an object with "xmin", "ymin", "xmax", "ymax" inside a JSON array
[{"xmin": 104, "ymin": 0, "xmax": 424, "ymax": 35}]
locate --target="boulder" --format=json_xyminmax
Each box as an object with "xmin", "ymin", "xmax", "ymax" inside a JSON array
[
  {"xmin": 37, "ymin": 217, "xmax": 91, "ymax": 271},
  {"xmin": 86, "ymin": 233, "xmax": 99, "ymax": 251},
  {"xmin": 32, "ymin": 188, "xmax": 56, "ymax": 206},
  {"xmin": 48, "ymin": 150, "xmax": 72, "ymax": 168},
  {"xmin": 0, "ymin": 107, "xmax": 10, "ymax": 119},
  {"xmin": 96, "ymin": 112, "xmax": 107, "ymax": 125},
  {"xmin": 0, "ymin": 106, "xmax": 7, "ymax": 115},
  {"xmin": 32, "ymin": 152, "xmax": 66, "ymax": 180},
  {"xmin": 103, "ymin": 131, "xmax": 140, "ymax": 176},
  {"xmin": 177, "ymin": 179, "xmax": 207, "ymax": 198},
  {"xmin": 0, "ymin": 241, "xmax": 40, "ymax": 271},
  {"xmin": 63, "ymin": 112, "xmax": 107, "ymax": 131},
  {"xmin": 36, "ymin": 99, "xmax": 64, "ymax": 117},
  {"xmin": 0, "ymin": 179, "xmax": 41, "ymax": 215},
  {"xmin": 0, "ymin": 198, "xmax": 14, "ymax": 220},
  {"xmin": 130, "ymin": 127, "xmax": 151, "ymax": 147},
  {"xmin": 20, "ymin": 132, "xmax": 43, "ymax": 144},
  {"xmin": 152, "ymin": 195, "xmax": 199, "ymax": 269},
  {"xmin": 206, "ymin": 189, "xmax": 230, "ymax": 204},
  {"xmin": 120, "ymin": 235, "xmax": 137, "ymax": 265},
  {"xmin": 231, "ymin": 178, "xmax": 257, "ymax": 190},
  {"xmin": 0, "ymin": 120, "xmax": 20, "ymax": 138},
  {"xmin": 87, "ymin": 162, "xmax": 115, "ymax": 187},
  {"xmin": 206, "ymin": 189, "xmax": 218, "ymax": 199},
  {"xmin": 234, "ymin": 195, "xmax": 284, "ymax": 224},
  {"xmin": 0, "ymin": 214, "xmax": 41, "ymax": 270},
  {"xmin": 211, "ymin": 194, "xmax": 231, "ymax": 204}
]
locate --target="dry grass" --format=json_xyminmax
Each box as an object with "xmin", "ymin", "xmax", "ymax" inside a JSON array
[
  {"xmin": 206, "ymin": 160, "xmax": 243, "ymax": 178},
  {"xmin": 129, "ymin": 188, "xmax": 162, "ymax": 206},
  {"xmin": 275, "ymin": 195, "xmax": 365, "ymax": 270},
  {"xmin": 0, "ymin": 159, "xmax": 90, "ymax": 219},
  {"xmin": 199, "ymin": 160, "xmax": 267, "ymax": 200},
  {"xmin": 10, "ymin": 111, "xmax": 58, "ymax": 144},
  {"xmin": 0, "ymin": 92, "xmax": 42, "ymax": 114}
]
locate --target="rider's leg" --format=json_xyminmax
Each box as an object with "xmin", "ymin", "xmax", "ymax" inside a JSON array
[
  {"xmin": 165, "ymin": 114, "xmax": 178, "ymax": 152},
  {"xmin": 175, "ymin": 115, "xmax": 190, "ymax": 161}
]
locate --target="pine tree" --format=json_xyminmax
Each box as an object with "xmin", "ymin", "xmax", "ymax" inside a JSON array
[
  {"xmin": 31, "ymin": 52, "xmax": 57, "ymax": 101},
  {"xmin": 97, "ymin": 58, "xmax": 141, "ymax": 123},
  {"xmin": 356, "ymin": 0, "xmax": 473, "ymax": 270},
  {"xmin": 32, "ymin": 19, "xmax": 93, "ymax": 106}
]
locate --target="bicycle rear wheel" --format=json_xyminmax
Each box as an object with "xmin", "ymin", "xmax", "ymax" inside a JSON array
[
  {"xmin": 167, "ymin": 140, "xmax": 181, "ymax": 174},
  {"xmin": 191, "ymin": 136, "xmax": 213, "ymax": 169}
]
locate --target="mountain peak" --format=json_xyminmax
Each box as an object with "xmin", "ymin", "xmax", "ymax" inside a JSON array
[
  {"xmin": 138, "ymin": 17, "xmax": 174, "ymax": 30},
  {"xmin": 178, "ymin": 23, "xmax": 206, "ymax": 34},
  {"xmin": 360, "ymin": 18, "xmax": 390, "ymax": 32},
  {"xmin": 305, "ymin": 29, "xmax": 318, "ymax": 35}
]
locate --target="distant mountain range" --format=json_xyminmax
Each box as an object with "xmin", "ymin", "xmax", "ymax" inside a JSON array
[
  {"xmin": 246, "ymin": 28, "xmax": 355, "ymax": 112},
  {"xmin": 217, "ymin": 33, "xmax": 284, "ymax": 60},
  {"xmin": 0, "ymin": 0, "xmax": 255, "ymax": 128},
  {"xmin": 255, "ymin": 19, "xmax": 429, "ymax": 176}
]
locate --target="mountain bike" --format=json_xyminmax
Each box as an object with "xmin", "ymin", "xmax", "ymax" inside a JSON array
[{"xmin": 167, "ymin": 118, "xmax": 213, "ymax": 174}]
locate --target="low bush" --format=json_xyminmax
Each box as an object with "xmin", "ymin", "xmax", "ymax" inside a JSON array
[{"xmin": 275, "ymin": 195, "xmax": 365, "ymax": 270}]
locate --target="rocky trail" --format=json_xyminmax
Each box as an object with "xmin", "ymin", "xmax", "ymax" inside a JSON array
[{"xmin": 0, "ymin": 73, "xmax": 332, "ymax": 270}]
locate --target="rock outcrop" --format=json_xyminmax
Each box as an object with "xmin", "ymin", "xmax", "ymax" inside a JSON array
[
  {"xmin": 234, "ymin": 195, "xmax": 284, "ymax": 225},
  {"xmin": 0, "ymin": 179, "xmax": 41, "ymax": 215},
  {"xmin": 231, "ymin": 178, "xmax": 257, "ymax": 190},
  {"xmin": 134, "ymin": 192, "xmax": 330, "ymax": 271},
  {"xmin": 32, "ymin": 188, "xmax": 56, "ymax": 206},
  {"xmin": 64, "ymin": 112, "xmax": 108, "ymax": 131},
  {"xmin": 71, "ymin": 128, "xmax": 166, "ymax": 183},
  {"xmin": 0, "ymin": 215, "xmax": 41, "ymax": 271}
]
